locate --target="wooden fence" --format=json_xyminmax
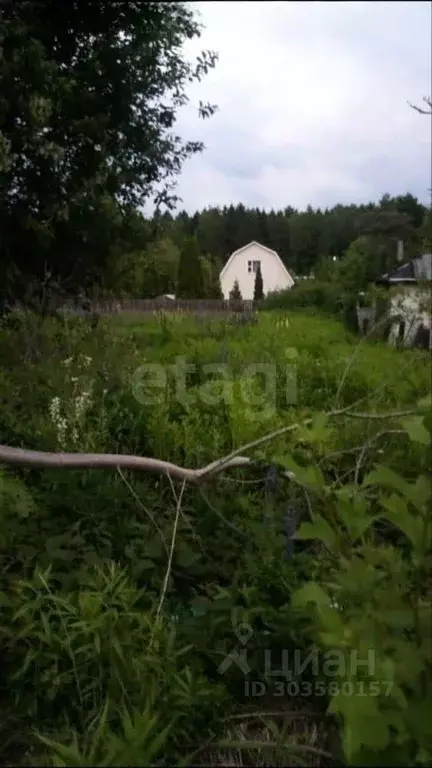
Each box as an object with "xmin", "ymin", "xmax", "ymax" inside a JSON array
[{"xmin": 60, "ymin": 298, "xmax": 256, "ymax": 315}]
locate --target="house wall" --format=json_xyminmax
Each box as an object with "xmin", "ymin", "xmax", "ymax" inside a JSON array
[
  {"xmin": 388, "ymin": 286, "xmax": 431, "ymax": 348},
  {"xmin": 220, "ymin": 243, "xmax": 294, "ymax": 300}
]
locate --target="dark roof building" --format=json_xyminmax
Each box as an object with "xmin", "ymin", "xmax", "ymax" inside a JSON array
[{"xmin": 375, "ymin": 253, "xmax": 432, "ymax": 286}]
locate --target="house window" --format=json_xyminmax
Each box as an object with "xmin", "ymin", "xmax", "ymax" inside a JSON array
[{"xmin": 248, "ymin": 260, "xmax": 261, "ymax": 273}]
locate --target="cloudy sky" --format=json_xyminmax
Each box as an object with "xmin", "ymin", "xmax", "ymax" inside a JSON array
[{"xmin": 171, "ymin": 0, "xmax": 431, "ymax": 213}]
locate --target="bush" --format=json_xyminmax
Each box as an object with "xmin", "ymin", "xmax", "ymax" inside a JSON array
[{"xmin": 263, "ymin": 280, "xmax": 344, "ymax": 314}]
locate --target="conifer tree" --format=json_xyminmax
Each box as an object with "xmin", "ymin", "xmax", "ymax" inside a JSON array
[
  {"xmin": 229, "ymin": 279, "xmax": 242, "ymax": 300},
  {"xmin": 253, "ymin": 264, "xmax": 264, "ymax": 300}
]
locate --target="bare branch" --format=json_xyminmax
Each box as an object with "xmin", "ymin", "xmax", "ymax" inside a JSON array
[
  {"xmin": 156, "ymin": 479, "xmax": 186, "ymax": 618},
  {"xmin": 197, "ymin": 406, "xmax": 419, "ymax": 479},
  {"xmin": 116, "ymin": 466, "xmax": 169, "ymax": 555},
  {"xmin": 343, "ymin": 409, "xmax": 419, "ymax": 420},
  {"xmin": 0, "ymin": 407, "xmax": 420, "ymax": 484},
  {"xmin": 0, "ymin": 445, "xmax": 252, "ymax": 483},
  {"xmin": 408, "ymin": 96, "xmax": 432, "ymax": 115},
  {"xmin": 353, "ymin": 429, "xmax": 406, "ymax": 485}
]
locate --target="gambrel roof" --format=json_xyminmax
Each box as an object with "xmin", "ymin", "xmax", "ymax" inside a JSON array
[{"xmin": 219, "ymin": 241, "xmax": 293, "ymax": 281}]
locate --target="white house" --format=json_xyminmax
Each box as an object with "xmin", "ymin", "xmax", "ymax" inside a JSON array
[
  {"xmin": 375, "ymin": 252, "xmax": 432, "ymax": 349},
  {"xmin": 219, "ymin": 241, "xmax": 294, "ymax": 300}
]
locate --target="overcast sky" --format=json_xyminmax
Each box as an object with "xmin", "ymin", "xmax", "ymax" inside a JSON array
[{"xmin": 170, "ymin": 0, "xmax": 431, "ymax": 214}]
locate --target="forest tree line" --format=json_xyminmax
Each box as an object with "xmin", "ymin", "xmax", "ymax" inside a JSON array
[
  {"xmin": 0, "ymin": 1, "xmax": 430, "ymax": 308},
  {"xmin": 106, "ymin": 193, "xmax": 431, "ymax": 300}
]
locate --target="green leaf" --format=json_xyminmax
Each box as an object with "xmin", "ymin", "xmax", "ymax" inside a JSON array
[
  {"xmin": 417, "ymin": 394, "xmax": 432, "ymax": 411},
  {"xmin": 292, "ymin": 582, "xmax": 332, "ymax": 610},
  {"xmin": 293, "ymin": 582, "xmax": 346, "ymax": 640},
  {"xmin": 35, "ymin": 732, "xmax": 82, "ymax": 766},
  {"xmin": 276, "ymin": 455, "xmax": 326, "ymax": 492},
  {"xmin": 400, "ymin": 415, "xmax": 431, "ymax": 446},
  {"xmin": 363, "ymin": 465, "xmax": 412, "ymax": 497},
  {"xmin": 0, "ymin": 470, "xmax": 36, "ymax": 518},
  {"xmin": 329, "ymin": 693, "xmax": 390, "ymax": 762},
  {"xmin": 304, "ymin": 412, "xmax": 331, "ymax": 445},
  {"xmin": 410, "ymin": 475, "xmax": 432, "ymax": 510},
  {"xmin": 379, "ymin": 494, "xmax": 424, "ymax": 551},
  {"xmin": 294, "ymin": 517, "xmax": 338, "ymax": 551},
  {"xmin": 335, "ymin": 493, "xmax": 374, "ymax": 542}
]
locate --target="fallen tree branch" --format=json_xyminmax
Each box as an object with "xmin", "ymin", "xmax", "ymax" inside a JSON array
[
  {"xmin": 0, "ymin": 445, "xmax": 252, "ymax": 484},
  {"xmin": 0, "ymin": 407, "xmax": 419, "ymax": 484}
]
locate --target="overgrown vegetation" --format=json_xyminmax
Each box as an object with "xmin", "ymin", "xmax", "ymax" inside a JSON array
[
  {"xmin": 1, "ymin": 4, "xmax": 431, "ymax": 765},
  {"xmin": 0, "ymin": 310, "xmax": 431, "ymax": 766}
]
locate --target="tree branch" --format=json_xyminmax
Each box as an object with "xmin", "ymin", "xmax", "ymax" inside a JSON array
[
  {"xmin": 408, "ymin": 96, "xmax": 432, "ymax": 115},
  {"xmin": 0, "ymin": 407, "xmax": 420, "ymax": 484},
  {"xmin": 0, "ymin": 444, "xmax": 252, "ymax": 484}
]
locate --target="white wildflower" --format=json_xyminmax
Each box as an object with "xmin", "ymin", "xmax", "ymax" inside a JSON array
[
  {"xmin": 49, "ymin": 396, "xmax": 61, "ymax": 420},
  {"xmin": 74, "ymin": 390, "xmax": 92, "ymax": 420},
  {"xmin": 55, "ymin": 416, "xmax": 68, "ymax": 448}
]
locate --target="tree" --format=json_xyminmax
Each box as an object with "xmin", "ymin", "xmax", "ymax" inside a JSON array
[
  {"xmin": 288, "ymin": 209, "xmax": 321, "ymax": 275},
  {"xmin": 0, "ymin": 1, "xmax": 217, "ymax": 308},
  {"xmin": 314, "ymin": 255, "xmax": 339, "ymax": 282},
  {"xmin": 337, "ymin": 237, "xmax": 375, "ymax": 294},
  {"xmin": 253, "ymin": 264, "xmax": 264, "ymax": 300},
  {"xmin": 229, "ymin": 280, "xmax": 242, "ymax": 300},
  {"xmin": 200, "ymin": 255, "xmax": 223, "ymax": 298},
  {"xmin": 355, "ymin": 208, "xmax": 420, "ymax": 274},
  {"xmin": 379, "ymin": 193, "xmax": 426, "ymax": 230},
  {"xmin": 139, "ymin": 238, "xmax": 180, "ymax": 298},
  {"xmin": 177, "ymin": 236, "xmax": 205, "ymax": 298}
]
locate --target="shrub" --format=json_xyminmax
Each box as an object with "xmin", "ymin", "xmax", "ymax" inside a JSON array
[
  {"xmin": 263, "ymin": 280, "xmax": 344, "ymax": 314},
  {"xmin": 229, "ymin": 279, "xmax": 242, "ymax": 300}
]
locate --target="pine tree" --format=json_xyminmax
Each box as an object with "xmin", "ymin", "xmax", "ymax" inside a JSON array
[
  {"xmin": 177, "ymin": 236, "xmax": 205, "ymax": 298},
  {"xmin": 253, "ymin": 264, "xmax": 264, "ymax": 300},
  {"xmin": 229, "ymin": 279, "xmax": 242, "ymax": 300}
]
